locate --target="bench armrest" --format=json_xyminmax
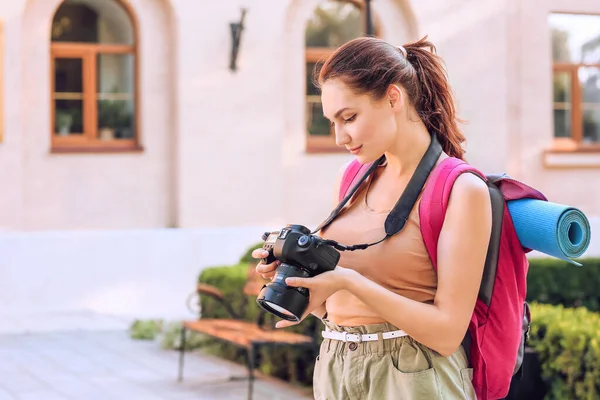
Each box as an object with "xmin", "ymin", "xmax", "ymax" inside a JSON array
[
  {"xmin": 196, "ymin": 282, "xmax": 241, "ymax": 320},
  {"xmin": 197, "ymin": 283, "xmax": 224, "ymax": 301}
]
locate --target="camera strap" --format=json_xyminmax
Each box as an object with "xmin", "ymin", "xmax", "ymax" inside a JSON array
[{"xmin": 313, "ymin": 134, "xmax": 443, "ymax": 251}]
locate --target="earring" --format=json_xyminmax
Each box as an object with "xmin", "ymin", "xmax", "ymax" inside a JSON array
[{"xmin": 390, "ymin": 100, "xmax": 394, "ymax": 108}]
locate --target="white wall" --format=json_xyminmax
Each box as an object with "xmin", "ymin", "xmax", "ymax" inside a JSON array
[{"xmin": 0, "ymin": 226, "xmax": 272, "ymax": 320}]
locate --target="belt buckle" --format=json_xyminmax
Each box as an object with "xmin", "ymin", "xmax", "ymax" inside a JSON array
[{"xmin": 342, "ymin": 332, "xmax": 362, "ymax": 343}]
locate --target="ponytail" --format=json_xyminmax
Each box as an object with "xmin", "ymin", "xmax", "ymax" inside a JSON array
[{"xmin": 404, "ymin": 37, "xmax": 466, "ymax": 160}]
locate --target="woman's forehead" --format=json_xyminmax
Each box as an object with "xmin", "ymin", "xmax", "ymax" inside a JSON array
[{"xmin": 321, "ymin": 80, "xmax": 365, "ymax": 113}]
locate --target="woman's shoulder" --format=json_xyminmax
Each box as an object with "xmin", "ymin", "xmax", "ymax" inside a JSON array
[
  {"xmin": 446, "ymin": 167, "xmax": 491, "ymax": 222},
  {"xmin": 453, "ymin": 171, "xmax": 489, "ymax": 198}
]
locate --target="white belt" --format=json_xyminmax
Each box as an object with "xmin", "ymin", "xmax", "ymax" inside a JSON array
[{"xmin": 321, "ymin": 329, "xmax": 408, "ymax": 343}]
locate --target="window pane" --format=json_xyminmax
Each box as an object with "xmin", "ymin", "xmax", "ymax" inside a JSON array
[
  {"xmin": 54, "ymin": 58, "xmax": 84, "ymax": 136},
  {"xmin": 580, "ymin": 67, "xmax": 600, "ymax": 143},
  {"xmin": 580, "ymin": 67, "xmax": 600, "ymax": 104},
  {"xmin": 553, "ymin": 109, "xmax": 571, "ymax": 138},
  {"xmin": 55, "ymin": 100, "xmax": 83, "ymax": 135},
  {"xmin": 306, "ymin": 62, "xmax": 321, "ymax": 96},
  {"xmin": 97, "ymin": 53, "xmax": 134, "ymax": 95},
  {"xmin": 54, "ymin": 58, "xmax": 83, "ymax": 93},
  {"xmin": 98, "ymin": 99, "xmax": 134, "ymax": 139},
  {"xmin": 306, "ymin": 0, "xmax": 363, "ymax": 48},
  {"xmin": 97, "ymin": 53, "xmax": 134, "ymax": 139},
  {"xmin": 553, "ymin": 71, "xmax": 572, "ymax": 138},
  {"xmin": 51, "ymin": 0, "xmax": 134, "ymax": 45},
  {"xmin": 307, "ymin": 100, "xmax": 331, "ymax": 136},
  {"xmin": 583, "ymin": 109, "xmax": 600, "ymax": 143},
  {"xmin": 553, "ymin": 71, "xmax": 571, "ymax": 102},
  {"xmin": 549, "ymin": 14, "xmax": 600, "ymax": 63}
]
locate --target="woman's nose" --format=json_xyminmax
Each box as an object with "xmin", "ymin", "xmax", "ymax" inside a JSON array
[{"xmin": 335, "ymin": 126, "xmax": 351, "ymax": 147}]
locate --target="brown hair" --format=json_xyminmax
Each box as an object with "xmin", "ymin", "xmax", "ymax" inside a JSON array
[{"xmin": 315, "ymin": 36, "xmax": 466, "ymax": 160}]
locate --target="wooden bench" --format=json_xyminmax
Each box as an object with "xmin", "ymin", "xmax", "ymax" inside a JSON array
[{"xmin": 177, "ymin": 264, "xmax": 317, "ymax": 400}]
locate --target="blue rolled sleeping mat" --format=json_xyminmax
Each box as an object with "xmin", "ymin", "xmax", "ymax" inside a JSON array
[{"xmin": 507, "ymin": 199, "xmax": 591, "ymax": 266}]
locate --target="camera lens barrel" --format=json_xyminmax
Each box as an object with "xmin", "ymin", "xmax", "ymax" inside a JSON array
[{"xmin": 256, "ymin": 263, "xmax": 310, "ymax": 322}]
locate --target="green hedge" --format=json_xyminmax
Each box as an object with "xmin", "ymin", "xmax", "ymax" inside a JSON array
[
  {"xmin": 528, "ymin": 302, "xmax": 600, "ymax": 400},
  {"xmin": 527, "ymin": 258, "xmax": 600, "ymax": 311}
]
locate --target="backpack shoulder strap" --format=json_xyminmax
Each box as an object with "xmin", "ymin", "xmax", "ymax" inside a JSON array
[
  {"xmin": 338, "ymin": 159, "xmax": 373, "ymax": 202},
  {"xmin": 419, "ymin": 157, "xmax": 486, "ymax": 270}
]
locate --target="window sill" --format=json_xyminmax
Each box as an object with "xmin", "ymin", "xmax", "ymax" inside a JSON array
[
  {"xmin": 543, "ymin": 148, "xmax": 600, "ymax": 168},
  {"xmin": 51, "ymin": 144, "xmax": 144, "ymax": 154},
  {"xmin": 305, "ymin": 135, "xmax": 347, "ymax": 154}
]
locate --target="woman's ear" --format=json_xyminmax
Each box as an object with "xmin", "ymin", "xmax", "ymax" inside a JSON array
[{"xmin": 387, "ymin": 84, "xmax": 403, "ymax": 111}]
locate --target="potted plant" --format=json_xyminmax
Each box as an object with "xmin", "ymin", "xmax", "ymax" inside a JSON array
[{"xmin": 56, "ymin": 110, "xmax": 73, "ymax": 135}]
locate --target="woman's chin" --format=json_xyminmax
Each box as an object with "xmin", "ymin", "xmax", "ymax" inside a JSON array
[{"xmin": 355, "ymin": 152, "xmax": 380, "ymax": 165}]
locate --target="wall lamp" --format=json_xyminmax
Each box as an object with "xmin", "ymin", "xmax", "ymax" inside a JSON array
[{"xmin": 230, "ymin": 8, "xmax": 247, "ymax": 72}]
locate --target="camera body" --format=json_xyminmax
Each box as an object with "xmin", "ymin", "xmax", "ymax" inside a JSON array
[{"xmin": 257, "ymin": 224, "xmax": 340, "ymax": 321}]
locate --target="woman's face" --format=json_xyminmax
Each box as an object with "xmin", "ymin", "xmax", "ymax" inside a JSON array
[{"xmin": 321, "ymin": 78, "xmax": 400, "ymax": 164}]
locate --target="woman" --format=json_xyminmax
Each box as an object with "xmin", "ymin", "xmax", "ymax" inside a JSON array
[{"xmin": 252, "ymin": 36, "xmax": 492, "ymax": 400}]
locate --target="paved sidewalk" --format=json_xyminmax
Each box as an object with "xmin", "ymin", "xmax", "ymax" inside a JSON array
[{"xmin": 0, "ymin": 329, "xmax": 313, "ymax": 400}]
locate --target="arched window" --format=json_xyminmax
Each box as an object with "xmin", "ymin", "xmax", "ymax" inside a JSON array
[
  {"xmin": 50, "ymin": 0, "xmax": 138, "ymax": 152},
  {"xmin": 305, "ymin": 0, "xmax": 377, "ymax": 153}
]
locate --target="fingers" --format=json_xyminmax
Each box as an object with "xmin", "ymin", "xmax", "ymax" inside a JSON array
[
  {"xmin": 256, "ymin": 262, "xmax": 279, "ymax": 279},
  {"xmin": 252, "ymin": 249, "xmax": 280, "ymax": 279},
  {"xmin": 285, "ymin": 277, "xmax": 310, "ymax": 288},
  {"xmin": 256, "ymin": 262, "xmax": 277, "ymax": 274},
  {"xmin": 275, "ymin": 309, "xmax": 312, "ymax": 329},
  {"xmin": 275, "ymin": 319, "xmax": 300, "ymax": 328},
  {"xmin": 251, "ymin": 248, "xmax": 268, "ymax": 260}
]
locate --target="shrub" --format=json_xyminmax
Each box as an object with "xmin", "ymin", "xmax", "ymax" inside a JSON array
[
  {"xmin": 527, "ymin": 258, "xmax": 600, "ymax": 311},
  {"xmin": 129, "ymin": 319, "xmax": 164, "ymax": 340},
  {"xmin": 528, "ymin": 302, "xmax": 600, "ymax": 400}
]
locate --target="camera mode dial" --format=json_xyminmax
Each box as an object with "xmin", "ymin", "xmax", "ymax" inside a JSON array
[{"xmin": 297, "ymin": 235, "xmax": 310, "ymax": 247}]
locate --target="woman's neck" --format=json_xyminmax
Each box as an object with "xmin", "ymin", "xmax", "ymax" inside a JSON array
[{"xmin": 383, "ymin": 120, "xmax": 432, "ymax": 178}]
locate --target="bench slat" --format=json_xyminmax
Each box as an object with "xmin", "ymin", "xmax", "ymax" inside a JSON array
[{"xmin": 183, "ymin": 319, "xmax": 313, "ymax": 347}]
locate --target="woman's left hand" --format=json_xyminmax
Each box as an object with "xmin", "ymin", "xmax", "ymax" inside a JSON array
[{"xmin": 275, "ymin": 265, "xmax": 355, "ymax": 328}]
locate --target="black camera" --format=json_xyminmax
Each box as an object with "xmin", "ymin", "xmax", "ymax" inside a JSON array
[{"xmin": 256, "ymin": 224, "xmax": 340, "ymax": 322}]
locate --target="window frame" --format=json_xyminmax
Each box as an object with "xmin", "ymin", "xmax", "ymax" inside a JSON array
[
  {"xmin": 304, "ymin": 0, "xmax": 379, "ymax": 154},
  {"xmin": 552, "ymin": 62, "xmax": 600, "ymax": 152},
  {"xmin": 49, "ymin": 1, "xmax": 141, "ymax": 153},
  {"xmin": 549, "ymin": 12, "xmax": 600, "ymax": 153}
]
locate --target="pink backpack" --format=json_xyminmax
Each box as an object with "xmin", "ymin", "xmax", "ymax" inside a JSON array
[{"xmin": 339, "ymin": 156, "xmax": 547, "ymax": 400}]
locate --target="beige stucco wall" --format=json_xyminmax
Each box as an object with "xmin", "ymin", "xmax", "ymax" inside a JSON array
[
  {"xmin": 0, "ymin": 0, "xmax": 598, "ymax": 232},
  {"xmin": 0, "ymin": 0, "xmax": 176, "ymax": 231}
]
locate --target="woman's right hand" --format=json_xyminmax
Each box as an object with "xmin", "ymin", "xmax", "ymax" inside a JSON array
[{"xmin": 251, "ymin": 248, "xmax": 280, "ymax": 280}]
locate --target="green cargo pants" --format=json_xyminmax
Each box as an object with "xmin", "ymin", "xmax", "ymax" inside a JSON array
[{"xmin": 313, "ymin": 320, "xmax": 476, "ymax": 400}]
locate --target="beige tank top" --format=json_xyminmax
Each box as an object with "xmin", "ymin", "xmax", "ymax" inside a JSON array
[{"xmin": 320, "ymin": 164, "xmax": 437, "ymax": 326}]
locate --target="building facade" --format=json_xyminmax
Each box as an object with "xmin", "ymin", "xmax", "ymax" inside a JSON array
[{"xmin": 0, "ymin": 0, "xmax": 598, "ymax": 319}]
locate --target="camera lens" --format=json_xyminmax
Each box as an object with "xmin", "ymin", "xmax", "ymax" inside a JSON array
[{"xmin": 256, "ymin": 263, "xmax": 310, "ymax": 322}]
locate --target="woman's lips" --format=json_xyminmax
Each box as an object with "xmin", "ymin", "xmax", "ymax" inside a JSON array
[{"xmin": 349, "ymin": 145, "xmax": 362, "ymax": 155}]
